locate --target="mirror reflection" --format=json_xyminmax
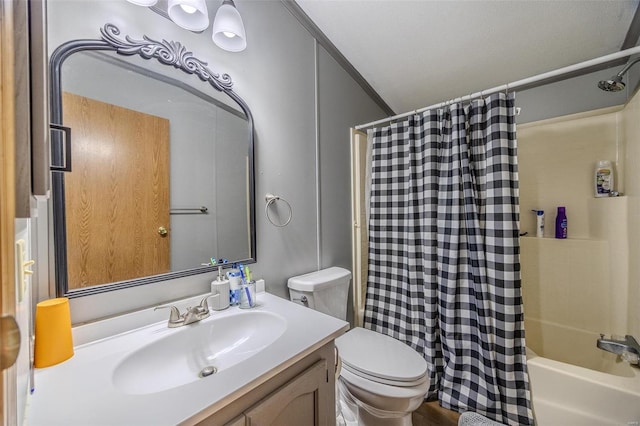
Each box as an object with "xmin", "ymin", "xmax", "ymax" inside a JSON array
[{"xmin": 50, "ymin": 26, "xmax": 255, "ymax": 295}]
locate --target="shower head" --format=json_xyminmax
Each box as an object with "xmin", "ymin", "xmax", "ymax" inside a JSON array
[
  {"xmin": 598, "ymin": 75, "xmax": 625, "ymax": 92},
  {"xmin": 598, "ymin": 57, "xmax": 640, "ymax": 92}
]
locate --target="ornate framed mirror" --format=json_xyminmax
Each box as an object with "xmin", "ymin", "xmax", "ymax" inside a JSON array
[{"xmin": 49, "ymin": 24, "xmax": 256, "ymax": 297}]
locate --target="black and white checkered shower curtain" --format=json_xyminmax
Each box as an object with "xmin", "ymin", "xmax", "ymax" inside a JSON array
[{"xmin": 363, "ymin": 93, "xmax": 534, "ymax": 425}]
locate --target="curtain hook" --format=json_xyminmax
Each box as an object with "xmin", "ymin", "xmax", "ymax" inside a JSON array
[{"xmin": 505, "ymin": 83, "xmax": 509, "ymax": 96}]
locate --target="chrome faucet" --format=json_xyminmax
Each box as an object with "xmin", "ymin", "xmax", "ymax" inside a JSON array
[
  {"xmin": 155, "ymin": 297, "xmax": 210, "ymax": 328},
  {"xmin": 597, "ymin": 334, "xmax": 640, "ymax": 366}
]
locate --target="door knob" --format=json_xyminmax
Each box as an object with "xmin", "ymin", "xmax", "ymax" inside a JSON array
[
  {"xmin": 158, "ymin": 226, "xmax": 168, "ymax": 236},
  {"xmin": 1, "ymin": 315, "xmax": 21, "ymax": 371}
]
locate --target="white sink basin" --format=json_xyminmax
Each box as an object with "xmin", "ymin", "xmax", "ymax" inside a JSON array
[
  {"xmin": 112, "ymin": 310, "xmax": 286, "ymax": 395},
  {"xmin": 29, "ymin": 292, "xmax": 350, "ymax": 426}
]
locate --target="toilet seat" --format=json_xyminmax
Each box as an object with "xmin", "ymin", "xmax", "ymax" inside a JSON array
[{"xmin": 335, "ymin": 327, "xmax": 428, "ymax": 387}]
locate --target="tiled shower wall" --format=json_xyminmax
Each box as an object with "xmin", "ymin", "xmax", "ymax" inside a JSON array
[
  {"xmin": 518, "ymin": 98, "xmax": 638, "ymax": 370},
  {"xmin": 622, "ymin": 87, "xmax": 640, "ymax": 341}
]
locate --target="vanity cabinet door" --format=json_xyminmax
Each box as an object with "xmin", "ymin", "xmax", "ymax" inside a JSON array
[{"xmin": 244, "ymin": 359, "xmax": 330, "ymax": 426}]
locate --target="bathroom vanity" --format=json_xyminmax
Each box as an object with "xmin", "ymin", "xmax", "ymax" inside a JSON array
[
  {"xmin": 199, "ymin": 342, "xmax": 335, "ymax": 426},
  {"xmin": 27, "ymin": 291, "xmax": 349, "ymax": 425}
]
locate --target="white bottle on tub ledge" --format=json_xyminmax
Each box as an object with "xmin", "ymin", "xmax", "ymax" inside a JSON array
[
  {"xmin": 531, "ymin": 209, "xmax": 544, "ymax": 237},
  {"xmin": 595, "ymin": 160, "xmax": 614, "ymax": 198}
]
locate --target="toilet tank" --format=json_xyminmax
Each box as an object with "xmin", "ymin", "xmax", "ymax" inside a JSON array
[{"xmin": 287, "ymin": 267, "xmax": 351, "ymax": 320}]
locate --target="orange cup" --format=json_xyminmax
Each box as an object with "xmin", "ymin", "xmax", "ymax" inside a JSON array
[{"xmin": 34, "ymin": 298, "xmax": 74, "ymax": 368}]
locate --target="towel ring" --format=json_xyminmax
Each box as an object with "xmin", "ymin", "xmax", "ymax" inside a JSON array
[{"xmin": 265, "ymin": 193, "xmax": 292, "ymax": 227}]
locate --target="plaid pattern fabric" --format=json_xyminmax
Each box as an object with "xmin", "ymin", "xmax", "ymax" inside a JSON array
[{"xmin": 363, "ymin": 93, "xmax": 534, "ymax": 425}]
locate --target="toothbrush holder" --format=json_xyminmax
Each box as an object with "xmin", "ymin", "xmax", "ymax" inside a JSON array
[{"xmin": 239, "ymin": 280, "xmax": 256, "ymax": 309}]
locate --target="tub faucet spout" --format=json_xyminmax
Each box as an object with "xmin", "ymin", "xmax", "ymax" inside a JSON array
[{"xmin": 597, "ymin": 334, "xmax": 640, "ymax": 366}]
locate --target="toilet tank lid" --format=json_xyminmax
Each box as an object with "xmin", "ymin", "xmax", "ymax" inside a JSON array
[{"xmin": 287, "ymin": 267, "xmax": 351, "ymax": 292}]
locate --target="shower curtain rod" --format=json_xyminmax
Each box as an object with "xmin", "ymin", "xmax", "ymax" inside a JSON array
[{"xmin": 355, "ymin": 45, "xmax": 640, "ymax": 130}]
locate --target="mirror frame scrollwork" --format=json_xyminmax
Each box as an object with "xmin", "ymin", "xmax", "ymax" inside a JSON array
[{"xmin": 50, "ymin": 23, "xmax": 256, "ymax": 297}]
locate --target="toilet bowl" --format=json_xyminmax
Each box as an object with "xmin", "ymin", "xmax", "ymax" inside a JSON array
[
  {"xmin": 335, "ymin": 327, "xmax": 429, "ymax": 426},
  {"xmin": 288, "ymin": 268, "xmax": 430, "ymax": 426}
]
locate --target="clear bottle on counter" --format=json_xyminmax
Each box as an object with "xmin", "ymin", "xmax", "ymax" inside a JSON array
[{"xmin": 239, "ymin": 280, "xmax": 256, "ymax": 309}]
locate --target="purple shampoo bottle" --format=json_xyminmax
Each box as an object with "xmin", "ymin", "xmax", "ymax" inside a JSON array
[{"xmin": 555, "ymin": 207, "xmax": 567, "ymax": 239}]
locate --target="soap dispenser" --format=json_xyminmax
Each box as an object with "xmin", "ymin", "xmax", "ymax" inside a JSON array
[{"xmin": 210, "ymin": 266, "xmax": 230, "ymax": 311}]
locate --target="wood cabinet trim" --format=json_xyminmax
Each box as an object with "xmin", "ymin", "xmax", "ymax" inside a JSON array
[
  {"xmin": 12, "ymin": 0, "xmax": 31, "ymax": 218},
  {"xmin": 1, "ymin": 0, "xmax": 19, "ymax": 423}
]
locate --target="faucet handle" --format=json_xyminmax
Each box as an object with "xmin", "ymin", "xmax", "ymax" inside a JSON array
[
  {"xmin": 194, "ymin": 297, "xmax": 211, "ymax": 320},
  {"xmin": 154, "ymin": 305, "xmax": 182, "ymax": 323},
  {"xmin": 198, "ymin": 296, "xmax": 210, "ymax": 312}
]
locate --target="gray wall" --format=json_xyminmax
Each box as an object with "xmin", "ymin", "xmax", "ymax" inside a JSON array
[
  {"xmin": 317, "ymin": 45, "xmax": 387, "ymax": 322},
  {"xmin": 44, "ymin": 0, "xmax": 385, "ymax": 322},
  {"xmin": 517, "ymin": 63, "xmax": 640, "ymax": 124}
]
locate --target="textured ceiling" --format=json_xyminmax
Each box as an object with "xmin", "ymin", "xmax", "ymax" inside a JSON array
[{"xmin": 295, "ymin": 0, "xmax": 640, "ymax": 114}]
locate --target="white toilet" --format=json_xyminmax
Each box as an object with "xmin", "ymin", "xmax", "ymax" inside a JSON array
[{"xmin": 288, "ymin": 267, "xmax": 429, "ymax": 426}]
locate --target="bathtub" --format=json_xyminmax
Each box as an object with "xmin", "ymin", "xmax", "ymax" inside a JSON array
[{"xmin": 527, "ymin": 348, "xmax": 640, "ymax": 425}]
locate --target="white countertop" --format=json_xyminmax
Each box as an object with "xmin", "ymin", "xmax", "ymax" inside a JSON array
[{"xmin": 27, "ymin": 291, "xmax": 349, "ymax": 425}]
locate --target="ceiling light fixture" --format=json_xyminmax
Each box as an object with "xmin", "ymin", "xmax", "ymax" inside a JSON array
[
  {"xmin": 211, "ymin": 0, "xmax": 246, "ymax": 52},
  {"xmin": 126, "ymin": 0, "xmax": 246, "ymax": 52},
  {"xmin": 126, "ymin": 0, "xmax": 157, "ymax": 6},
  {"xmin": 167, "ymin": 0, "xmax": 209, "ymax": 32}
]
